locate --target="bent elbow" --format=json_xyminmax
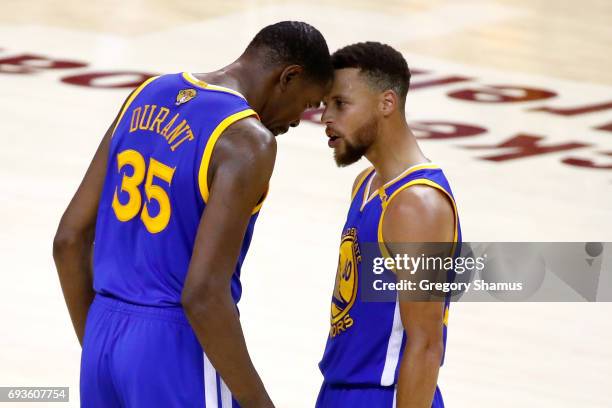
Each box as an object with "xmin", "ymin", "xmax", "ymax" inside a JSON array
[
  {"xmin": 53, "ymin": 226, "xmax": 91, "ymax": 261},
  {"xmin": 426, "ymin": 339, "xmax": 445, "ymax": 362},
  {"xmin": 408, "ymin": 334, "xmax": 445, "ymax": 363},
  {"xmin": 181, "ymin": 284, "xmax": 216, "ymax": 316},
  {"xmin": 180, "ymin": 288, "xmax": 198, "ymax": 313},
  {"xmin": 181, "ymin": 278, "xmax": 233, "ymax": 324},
  {"xmin": 53, "ymin": 230, "xmax": 77, "ymax": 259}
]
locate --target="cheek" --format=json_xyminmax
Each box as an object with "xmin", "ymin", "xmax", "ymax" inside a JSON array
[
  {"xmin": 278, "ymin": 96, "xmax": 300, "ymax": 118},
  {"xmin": 270, "ymin": 99, "xmax": 293, "ymax": 124},
  {"xmin": 292, "ymin": 101, "xmax": 304, "ymax": 115},
  {"xmin": 293, "ymin": 105, "xmax": 308, "ymax": 122},
  {"xmin": 337, "ymin": 109, "xmax": 363, "ymax": 137}
]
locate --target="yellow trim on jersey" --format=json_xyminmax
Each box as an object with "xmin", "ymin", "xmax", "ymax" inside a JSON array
[
  {"xmin": 182, "ymin": 72, "xmax": 248, "ymax": 100},
  {"xmin": 252, "ymin": 186, "xmax": 269, "ymax": 214},
  {"xmin": 198, "ymin": 108, "xmax": 263, "ymax": 213},
  {"xmin": 361, "ymin": 163, "xmax": 440, "ymax": 211},
  {"xmin": 206, "ymin": 84, "xmax": 248, "ymax": 99},
  {"xmin": 182, "ymin": 72, "xmax": 207, "ymax": 87},
  {"xmin": 351, "ymin": 167, "xmax": 375, "ymax": 201},
  {"xmin": 443, "ymin": 306, "xmax": 449, "ymax": 326},
  {"xmin": 381, "ymin": 163, "xmax": 440, "ymax": 190},
  {"xmin": 377, "ymin": 178, "xmax": 459, "ymax": 261},
  {"xmin": 360, "ymin": 173, "xmax": 377, "ymax": 211},
  {"xmin": 112, "ymin": 76, "xmax": 160, "ymax": 137}
]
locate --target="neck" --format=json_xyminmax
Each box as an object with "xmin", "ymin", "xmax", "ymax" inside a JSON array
[
  {"xmin": 365, "ymin": 114, "xmax": 428, "ymax": 184},
  {"xmin": 194, "ymin": 56, "xmax": 273, "ymax": 114}
]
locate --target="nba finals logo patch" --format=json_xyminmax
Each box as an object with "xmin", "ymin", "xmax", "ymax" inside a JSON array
[
  {"xmin": 330, "ymin": 228, "xmax": 361, "ymax": 338},
  {"xmin": 175, "ymin": 89, "xmax": 197, "ymax": 106}
]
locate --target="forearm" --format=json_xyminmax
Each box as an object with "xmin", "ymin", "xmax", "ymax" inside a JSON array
[
  {"xmin": 53, "ymin": 237, "xmax": 95, "ymax": 345},
  {"xmin": 396, "ymin": 342, "xmax": 443, "ymax": 407},
  {"xmin": 183, "ymin": 292, "xmax": 273, "ymax": 408}
]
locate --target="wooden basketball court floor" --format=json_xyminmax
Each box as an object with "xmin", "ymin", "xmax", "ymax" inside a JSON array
[{"xmin": 1, "ymin": 1, "xmax": 611, "ymax": 406}]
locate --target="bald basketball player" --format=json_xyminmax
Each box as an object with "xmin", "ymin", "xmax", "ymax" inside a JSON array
[
  {"xmin": 53, "ymin": 21, "xmax": 332, "ymax": 408},
  {"xmin": 318, "ymin": 42, "xmax": 461, "ymax": 407}
]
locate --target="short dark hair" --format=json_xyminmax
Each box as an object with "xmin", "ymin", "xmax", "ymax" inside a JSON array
[
  {"xmin": 247, "ymin": 21, "xmax": 333, "ymax": 84},
  {"xmin": 331, "ymin": 42, "xmax": 411, "ymax": 107}
]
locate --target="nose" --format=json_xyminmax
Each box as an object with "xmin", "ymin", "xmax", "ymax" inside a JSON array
[
  {"xmin": 290, "ymin": 120, "xmax": 300, "ymax": 128},
  {"xmin": 320, "ymin": 106, "xmax": 332, "ymax": 125}
]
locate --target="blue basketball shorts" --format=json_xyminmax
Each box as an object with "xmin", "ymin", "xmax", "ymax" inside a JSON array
[
  {"xmin": 80, "ymin": 294, "xmax": 239, "ymax": 408},
  {"xmin": 315, "ymin": 382, "xmax": 444, "ymax": 408}
]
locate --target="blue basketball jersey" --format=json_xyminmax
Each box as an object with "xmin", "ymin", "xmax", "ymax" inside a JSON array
[
  {"xmin": 93, "ymin": 72, "xmax": 262, "ymax": 307},
  {"xmin": 319, "ymin": 163, "xmax": 462, "ymax": 386}
]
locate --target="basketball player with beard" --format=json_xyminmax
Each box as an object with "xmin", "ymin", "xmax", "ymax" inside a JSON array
[{"xmin": 317, "ymin": 42, "xmax": 461, "ymax": 407}]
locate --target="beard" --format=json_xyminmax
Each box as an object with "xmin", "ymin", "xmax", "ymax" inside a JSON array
[{"xmin": 333, "ymin": 116, "xmax": 378, "ymax": 167}]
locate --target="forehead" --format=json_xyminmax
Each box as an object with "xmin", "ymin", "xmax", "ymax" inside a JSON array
[
  {"xmin": 299, "ymin": 78, "xmax": 329, "ymax": 99},
  {"xmin": 327, "ymin": 68, "xmax": 371, "ymax": 98}
]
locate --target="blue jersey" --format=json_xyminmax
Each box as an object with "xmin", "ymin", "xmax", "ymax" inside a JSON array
[
  {"xmin": 319, "ymin": 163, "xmax": 461, "ymax": 386},
  {"xmin": 93, "ymin": 72, "xmax": 262, "ymax": 307}
]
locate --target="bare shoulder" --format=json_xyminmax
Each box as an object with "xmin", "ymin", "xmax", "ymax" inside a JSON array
[
  {"xmin": 388, "ymin": 185, "xmax": 453, "ymax": 218},
  {"xmin": 383, "ymin": 185, "xmax": 454, "ymax": 242},
  {"xmin": 209, "ymin": 117, "xmax": 277, "ymax": 179},
  {"xmin": 217, "ymin": 117, "xmax": 276, "ymax": 158}
]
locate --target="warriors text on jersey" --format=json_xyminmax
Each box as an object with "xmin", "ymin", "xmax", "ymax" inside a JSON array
[{"xmin": 319, "ymin": 163, "xmax": 462, "ymax": 386}]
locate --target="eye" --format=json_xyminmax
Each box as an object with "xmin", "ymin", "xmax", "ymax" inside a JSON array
[{"xmin": 335, "ymin": 100, "xmax": 345, "ymax": 108}]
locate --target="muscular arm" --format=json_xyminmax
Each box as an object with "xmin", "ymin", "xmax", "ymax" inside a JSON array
[
  {"xmin": 52, "ymin": 107, "xmax": 122, "ymax": 345},
  {"xmin": 181, "ymin": 118, "xmax": 276, "ymax": 408},
  {"xmin": 382, "ymin": 186, "xmax": 454, "ymax": 408}
]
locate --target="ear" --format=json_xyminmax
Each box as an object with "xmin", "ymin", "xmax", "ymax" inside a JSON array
[
  {"xmin": 279, "ymin": 65, "xmax": 304, "ymax": 91},
  {"xmin": 379, "ymin": 90, "xmax": 399, "ymax": 117}
]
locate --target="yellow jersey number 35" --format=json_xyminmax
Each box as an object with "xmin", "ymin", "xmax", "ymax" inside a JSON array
[{"xmin": 111, "ymin": 149, "xmax": 176, "ymax": 234}]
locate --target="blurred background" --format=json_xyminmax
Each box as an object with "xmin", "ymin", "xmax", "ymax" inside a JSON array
[{"xmin": 1, "ymin": 1, "xmax": 611, "ymax": 406}]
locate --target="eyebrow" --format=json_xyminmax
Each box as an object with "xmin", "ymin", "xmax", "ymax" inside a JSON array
[{"xmin": 323, "ymin": 93, "xmax": 347, "ymax": 103}]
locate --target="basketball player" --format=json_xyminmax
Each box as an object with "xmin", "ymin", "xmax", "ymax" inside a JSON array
[
  {"xmin": 52, "ymin": 21, "xmax": 332, "ymax": 408},
  {"xmin": 317, "ymin": 42, "xmax": 461, "ymax": 407}
]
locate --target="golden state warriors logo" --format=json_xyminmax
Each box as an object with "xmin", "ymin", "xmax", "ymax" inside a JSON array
[
  {"xmin": 330, "ymin": 228, "xmax": 360, "ymax": 338},
  {"xmin": 175, "ymin": 89, "xmax": 197, "ymax": 105}
]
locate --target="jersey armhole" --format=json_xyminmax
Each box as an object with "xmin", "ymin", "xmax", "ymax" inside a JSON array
[
  {"xmin": 377, "ymin": 178, "xmax": 459, "ymax": 260},
  {"xmin": 252, "ymin": 185, "xmax": 269, "ymax": 214},
  {"xmin": 197, "ymin": 108, "xmax": 260, "ymax": 211},
  {"xmin": 111, "ymin": 75, "xmax": 160, "ymax": 138}
]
